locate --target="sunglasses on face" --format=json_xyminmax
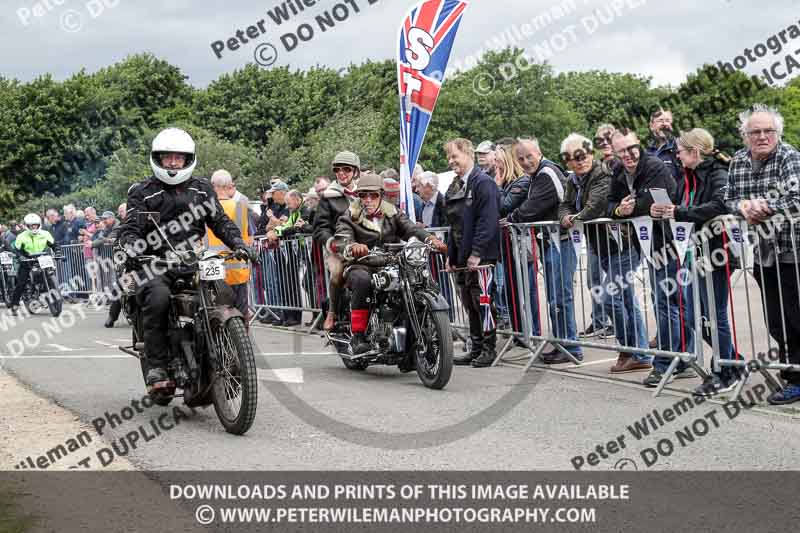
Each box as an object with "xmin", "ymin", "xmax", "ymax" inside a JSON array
[
  {"xmin": 333, "ymin": 166, "xmax": 354, "ymax": 174},
  {"xmin": 358, "ymin": 192, "xmax": 381, "ymax": 200},
  {"xmin": 615, "ymin": 144, "xmax": 641, "ymax": 158},
  {"xmin": 560, "ymin": 150, "xmax": 590, "ymax": 164},
  {"xmin": 594, "ymin": 135, "xmax": 612, "ymax": 147}
]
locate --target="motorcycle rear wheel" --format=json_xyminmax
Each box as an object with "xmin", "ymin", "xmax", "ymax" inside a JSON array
[
  {"xmin": 211, "ymin": 317, "xmax": 258, "ymax": 435},
  {"xmin": 414, "ymin": 308, "xmax": 453, "ymax": 390},
  {"xmin": 23, "ymin": 287, "xmax": 42, "ymax": 315}
]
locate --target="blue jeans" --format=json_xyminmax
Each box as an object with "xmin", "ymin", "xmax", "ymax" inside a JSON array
[
  {"xmin": 587, "ymin": 250, "xmax": 613, "ymax": 329},
  {"xmin": 600, "ymin": 250, "xmax": 649, "ymax": 362},
  {"xmin": 543, "ymin": 243, "xmax": 581, "ymax": 356},
  {"xmin": 650, "ymin": 257, "xmax": 686, "ymax": 372},
  {"xmin": 676, "ymin": 266, "xmax": 739, "ymax": 379},
  {"xmin": 265, "ymin": 250, "xmax": 281, "ymax": 318},
  {"xmin": 527, "ymin": 262, "xmax": 541, "ymax": 337}
]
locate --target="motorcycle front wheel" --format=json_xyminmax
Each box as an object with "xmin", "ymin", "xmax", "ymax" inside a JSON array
[
  {"xmin": 45, "ymin": 274, "xmax": 62, "ymax": 317},
  {"xmin": 211, "ymin": 317, "xmax": 258, "ymax": 435},
  {"xmin": 414, "ymin": 307, "xmax": 453, "ymax": 390}
]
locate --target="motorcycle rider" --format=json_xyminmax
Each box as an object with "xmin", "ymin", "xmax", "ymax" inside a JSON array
[
  {"xmin": 313, "ymin": 151, "xmax": 361, "ymax": 331},
  {"xmin": 332, "ymin": 173, "xmax": 447, "ymax": 355},
  {"xmin": 117, "ymin": 127, "xmax": 256, "ymax": 390},
  {"xmin": 8, "ymin": 213, "xmax": 59, "ymax": 316}
]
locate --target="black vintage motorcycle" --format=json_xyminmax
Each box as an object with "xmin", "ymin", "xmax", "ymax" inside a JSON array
[
  {"xmin": 118, "ymin": 212, "xmax": 259, "ymax": 435},
  {"xmin": 326, "ymin": 240, "xmax": 453, "ymax": 390},
  {"xmin": 19, "ymin": 251, "xmax": 63, "ymax": 317}
]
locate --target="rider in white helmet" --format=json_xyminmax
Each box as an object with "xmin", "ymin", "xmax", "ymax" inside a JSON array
[
  {"xmin": 117, "ymin": 127, "xmax": 257, "ymax": 389},
  {"xmin": 8, "ymin": 213, "xmax": 58, "ymax": 315}
]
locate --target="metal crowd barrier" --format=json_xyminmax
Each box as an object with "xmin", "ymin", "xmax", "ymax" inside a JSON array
[
  {"xmin": 494, "ymin": 218, "xmax": 709, "ymax": 397},
  {"xmin": 704, "ymin": 215, "xmax": 800, "ymax": 398},
  {"xmin": 249, "ymin": 234, "xmax": 327, "ymax": 330},
  {"xmin": 46, "ymin": 219, "xmax": 792, "ymax": 402}
]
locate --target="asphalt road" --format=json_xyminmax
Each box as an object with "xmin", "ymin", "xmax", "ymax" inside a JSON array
[{"xmin": 1, "ymin": 302, "xmax": 798, "ymax": 472}]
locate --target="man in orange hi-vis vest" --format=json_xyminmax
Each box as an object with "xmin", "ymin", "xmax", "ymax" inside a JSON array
[{"xmin": 207, "ymin": 169, "xmax": 251, "ymax": 319}]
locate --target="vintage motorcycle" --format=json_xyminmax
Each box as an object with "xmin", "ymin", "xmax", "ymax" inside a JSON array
[
  {"xmin": 118, "ymin": 212, "xmax": 259, "ymax": 435},
  {"xmin": 326, "ymin": 239, "xmax": 453, "ymax": 390},
  {"xmin": 19, "ymin": 251, "xmax": 63, "ymax": 317},
  {"xmin": 0, "ymin": 251, "xmax": 16, "ymax": 306}
]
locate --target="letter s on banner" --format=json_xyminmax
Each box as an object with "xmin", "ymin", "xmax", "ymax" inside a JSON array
[
  {"xmin": 398, "ymin": 0, "xmax": 469, "ymax": 224},
  {"xmin": 406, "ymin": 28, "xmax": 434, "ymax": 70}
]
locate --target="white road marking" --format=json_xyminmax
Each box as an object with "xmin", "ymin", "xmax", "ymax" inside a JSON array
[
  {"xmin": 45, "ymin": 344, "xmax": 76, "ymax": 352},
  {"xmin": 95, "ymin": 341, "xmax": 118, "ymax": 348},
  {"xmin": 257, "ymin": 368, "xmax": 304, "ymax": 384}
]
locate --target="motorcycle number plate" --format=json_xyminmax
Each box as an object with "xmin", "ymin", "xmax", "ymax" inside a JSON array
[
  {"xmin": 199, "ymin": 258, "xmax": 225, "ymax": 281},
  {"xmin": 0, "ymin": 253, "xmax": 12, "ymax": 265},
  {"xmin": 37, "ymin": 255, "xmax": 55, "ymax": 269}
]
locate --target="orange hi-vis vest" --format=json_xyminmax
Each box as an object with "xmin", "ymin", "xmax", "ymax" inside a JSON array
[{"xmin": 205, "ymin": 197, "xmax": 251, "ymax": 285}]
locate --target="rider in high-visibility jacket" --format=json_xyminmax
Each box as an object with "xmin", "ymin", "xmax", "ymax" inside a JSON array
[
  {"xmin": 9, "ymin": 213, "xmax": 58, "ymax": 315},
  {"xmin": 207, "ymin": 170, "xmax": 251, "ymax": 318}
]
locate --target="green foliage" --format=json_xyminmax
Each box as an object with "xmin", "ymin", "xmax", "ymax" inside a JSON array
[
  {"xmin": 554, "ymin": 70, "xmax": 664, "ymax": 138},
  {"xmin": 658, "ymin": 65, "xmax": 783, "ymax": 154},
  {"xmin": 2, "ymin": 48, "xmax": 798, "ymax": 220},
  {"xmin": 780, "ymin": 77, "xmax": 800, "ymax": 148}
]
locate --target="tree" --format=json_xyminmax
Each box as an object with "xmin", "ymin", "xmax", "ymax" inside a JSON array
[
  {"xmin": 554, "ymin": 70, "xmax": 665, "ymax": 138},
  {"xmin": 664, "ymin": 65, "xmax": 783, "ymax": 154},
  {"xmin": 780, "ymin": 77, "xmax": 800, "ymax": 148}
]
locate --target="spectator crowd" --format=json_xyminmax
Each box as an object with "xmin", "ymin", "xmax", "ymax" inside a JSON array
[{"xmin": 4, "ymin": 102, "xmax": 798, "ymax": 405}]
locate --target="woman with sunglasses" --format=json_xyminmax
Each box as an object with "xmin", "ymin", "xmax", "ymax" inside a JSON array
[
  {"xmin": 557, "ymin": 134, "xmax": 616, "ymax": 347},
  {"xmin": 594, "ymin": 124, "xmax": 617, "ymax": 164},
  {"xmin": 332, "ymin": 173, "xmax": 447, "ymax": 356},
  {"xmin": 313, "ymin": 151, "xmax": 361, "ymax": 331}
]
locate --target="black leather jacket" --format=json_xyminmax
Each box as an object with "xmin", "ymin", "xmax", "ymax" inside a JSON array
[{"xmin": 118, "ymin": 176, "xmax": 245, "ymax": 257}]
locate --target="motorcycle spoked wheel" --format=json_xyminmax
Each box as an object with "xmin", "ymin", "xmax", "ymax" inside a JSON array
[
  {"xmin": 413, "ymin": 307, "xmax": 453, "ymax": 390},
  {"xmin": 44, "ymin": 275, "xmax": 62, "ymax": 317},
  {"xmin": 23, "ymin": 285, "xmax": 42, "ymax": 315},
  {"xmin": 210, "ymin": 317, "xmax": 258, "ymax": 435}
]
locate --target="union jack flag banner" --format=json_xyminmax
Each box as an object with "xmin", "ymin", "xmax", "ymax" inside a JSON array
[
  {"xmin": 397, "ymin": 0, "xmax": 469, "ymax": 222},
  {"xmin": 477, "ymin": 268, "xmax": 495, "ymax": 333}
]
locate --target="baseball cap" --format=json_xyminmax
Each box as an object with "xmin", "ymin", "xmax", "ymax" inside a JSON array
[{"xmin": 476, "ymin": 140, "xmax": 495, "ymax": 154}]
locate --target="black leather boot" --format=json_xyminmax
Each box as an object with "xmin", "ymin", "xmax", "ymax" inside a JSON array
[
  {"xmin": 454, "ymin": 335, "xmax": 483, "ymax": 365},
  {"xmin": 472, "ymin": 330, "xmax": 497, "ymax": 367}
]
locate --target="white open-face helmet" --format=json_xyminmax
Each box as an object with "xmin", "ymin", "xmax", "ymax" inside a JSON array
[
  {"xmin": 24, "ymin": 213, "xmax": 42, "ymax": 234},
  {"xmin": 150, "ymin": 128, "xmax": 197, "ymax": 186}
]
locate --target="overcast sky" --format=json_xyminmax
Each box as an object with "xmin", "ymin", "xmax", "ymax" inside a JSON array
[{"xmin": 1, "ymin": 0, "xmax": 798, "ymax": 89}]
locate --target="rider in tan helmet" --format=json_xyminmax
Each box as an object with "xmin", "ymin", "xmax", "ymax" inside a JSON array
[
  {"xmin": 332, "ymin": 172, "xmax": 447, "ymax": 354},
  {"xmin": 312, "ymin": 151, "xmax": 361, "ymax": 331}
]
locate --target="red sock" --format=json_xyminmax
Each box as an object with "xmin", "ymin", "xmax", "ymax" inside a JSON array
[{"xmin": 351, "ymin": 309, "xmax": 369, "ymax": 333}]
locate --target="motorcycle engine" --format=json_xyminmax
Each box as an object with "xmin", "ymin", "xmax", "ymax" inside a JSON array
[{"xmin": 371, "ymin": 267, "xmax": 401, "ymax": 292}]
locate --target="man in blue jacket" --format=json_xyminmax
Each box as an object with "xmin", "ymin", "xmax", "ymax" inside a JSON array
[{"xmin": 444, "ymin": 138, "xmax": 500, "ymax": 368}]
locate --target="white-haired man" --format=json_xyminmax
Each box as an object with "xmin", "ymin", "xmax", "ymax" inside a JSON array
[
  {"xmin": 417, "ymin": 171, "xmax": 446, "ymax": 228},
  {"xmin": 725, "ymin": 104, "xmax": 800, "ymax": 404}
]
